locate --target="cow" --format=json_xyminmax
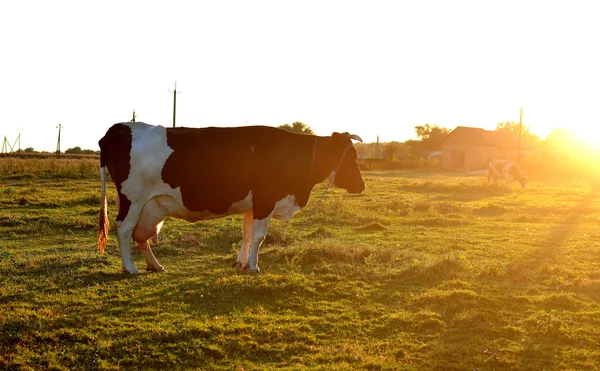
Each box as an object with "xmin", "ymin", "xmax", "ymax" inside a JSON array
[
  {"xmin": 97, "ymin": 122, "xmax": 365, "ymax": 274},
  {"xmin": 487, "ymin": 159, "xmax": 529, "ymax": 189}
]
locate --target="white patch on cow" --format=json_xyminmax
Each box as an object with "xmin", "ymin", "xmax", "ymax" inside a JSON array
[
  {"xmin": 121, "ymin": 123, "xmax": 175, "ymax": 203},
  {"xmin": 272, "ymin": 194, "xmax": 302, "ymax": 221},
  {"xmin": 170, "ymin": 191, "xmax": 253, "ymax": 222},
  {"xmin": 226, "ymin": 192, "xmax": 254, "ymax": 215},
  {"xmin": 111, "ymin": 124, "xmax": 178, "ymax": 274},
  {"xmin": 235, "ymin": 212, "xmax": 253, "ymax": 269},
  {"xmin": 247, "ymin": 214, "xmax": 273, "ymax": 271},
  {"xmin": 326, "ymin": 170, "xmax": 336, "ymax": 183},
  {"xmin": 134, "ymin": 192, "xmax": 254, "ymax": 242}
]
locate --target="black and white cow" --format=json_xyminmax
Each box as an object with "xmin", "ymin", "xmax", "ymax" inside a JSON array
[
  {"xmin": 487, "ymin": 159, "xmax": 529, "ymax": 189},
  {"xmin": 98, "ymin": 122, "xmax": 365, "ymax": 274}
]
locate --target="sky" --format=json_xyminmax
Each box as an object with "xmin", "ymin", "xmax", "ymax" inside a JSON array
[{"xmin": 1, "ymin": 0, "xmax": 599, "ymax": 152}]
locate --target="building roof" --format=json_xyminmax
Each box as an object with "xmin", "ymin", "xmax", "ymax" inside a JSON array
[{"xmin": 442, "ymin": 126, "xmax": 538, "ymax": 150}]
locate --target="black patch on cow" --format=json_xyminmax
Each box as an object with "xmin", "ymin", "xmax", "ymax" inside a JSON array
[
  {"xmin": 493, "ymin": 160, "xmax": 506, "ymax": 174},
  {"xmin": 162, "ymin": 126, "xmax": 320, "ymax": 220},
  {"xmin": 98, "ymin": 123, "xmax": 132, "ymax": 222}
]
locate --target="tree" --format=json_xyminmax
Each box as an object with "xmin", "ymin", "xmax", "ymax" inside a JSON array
[
  {"xmin": 415, "ymin": 124, "xmax": 451, "ymax": 141},
  {"xmin": 65, "ymin": 146, "xmax": 83, "ymax": 154},
  {"xmin": 413, "ymin": 124, "xmax": 451, "ymax": 152},
  {"xmin": 496, "ymin": 121, "xmax": 540, "ymax": 143},
  {"xmin": 381, "ymin": 141, "xmax": 407, "ymax": 160},
  {"xmin": 64, "ymin": 147, "xmax": 96, "ymax": 155},
  {"xmin": 277, "ymin": 122, "xmax": 315, "ymax": 135},
  {"xmin": 405, "ymin": 139, "xmax": 424, "ymax": 159},
  {"xmin": 24, "ymin": 147, "xmax": 35, "ymax": 153}
]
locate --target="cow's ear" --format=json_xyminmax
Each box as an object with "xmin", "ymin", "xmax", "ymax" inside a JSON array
[{"xmin": 331, "ymin": 132, "xmax": 344, "ymax": 144}]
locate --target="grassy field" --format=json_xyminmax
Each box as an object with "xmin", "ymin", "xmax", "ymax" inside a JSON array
[{"xmin": 2, "ymin": 158, "xmax": 600, "ymax": 370}]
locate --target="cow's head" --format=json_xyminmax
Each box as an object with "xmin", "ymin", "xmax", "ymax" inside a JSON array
[
  {"xmin": 519, "ymin": 176, "xmax": 530, "ymax": 189},
  {"xmin": 331, "ymin": 132, "xmax": 365, "ymax": 194}
]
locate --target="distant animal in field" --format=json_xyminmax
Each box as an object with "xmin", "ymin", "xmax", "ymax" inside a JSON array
[
  {"xmin": 97, "ymin": 122, "xmax": 365, "ymax": 274},
  {"xmin": 487, "ymin": 159, "xmax": 529, "ymax": 189}
]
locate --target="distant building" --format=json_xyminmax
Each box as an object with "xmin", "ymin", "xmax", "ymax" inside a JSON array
[{"xmin": 440, "ymin": 126, "xmax": 539, "ymax": 171}]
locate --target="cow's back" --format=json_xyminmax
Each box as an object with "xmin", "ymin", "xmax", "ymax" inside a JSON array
[{"xmin": 162, "ymin": 126, "xmax": 315, "ymax": 215}]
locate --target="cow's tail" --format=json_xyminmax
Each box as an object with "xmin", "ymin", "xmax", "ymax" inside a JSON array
[{"xmin": 97, "ymin": 147, "xmax": 109, "ymax": 255}]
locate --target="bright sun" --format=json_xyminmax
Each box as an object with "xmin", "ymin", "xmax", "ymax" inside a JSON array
[
  {"xmin": 569, "ymin": 126, "xmax": 600, "ymax": 151},
  {"xmin": 523, "ymin": 104, "xmax": 600, "ymax": 152},
  {"xmin": 543, "ymin": 125, "xmax": 600, "ymax": 156}
]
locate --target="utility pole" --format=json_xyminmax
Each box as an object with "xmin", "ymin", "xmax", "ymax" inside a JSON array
[
  {"xmin": 2, "ymin": 135, "xmax": 20, "ymax": 153},
  {"xmin": 516, "ymin": 107, "xmax": 523, "ymax": 162},
  {"xmin": 169, "ymin": 81, "xmax": 181, "ymax": 127},
  {"xmin": 56, "ymin": 124, "xmax": 62, "ymax": 158}
]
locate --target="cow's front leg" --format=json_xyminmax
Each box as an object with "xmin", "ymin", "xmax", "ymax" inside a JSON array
[
  {"xmin": 137, "ymin": 240, "xmax": 165, "ymax": 272},
  {"xmin": 246, "ymin": 216, "xmax": 272, "ymax": 272},
  {"xmin": 234, "ymin": 212, "xmax": 253, "ymax": 270},
  {"xmin": 506, "ymin": 174, "xmax": 514, "ymax": 188}
]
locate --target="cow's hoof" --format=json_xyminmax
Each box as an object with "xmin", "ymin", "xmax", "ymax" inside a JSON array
[
  {"xmin": 247, "ymin": 265, "xmax": 260, "ymax": 273},
  {"xmin": 146, "ymin": 265, "xmax": 166, "ymax": 273},
  {"xmin": 123, "ymin": 267, "xmax": 141, "ymax": 275},
  {"xmin": 235, "ymin": 263, "xmax": 251, "ymax": 271}
]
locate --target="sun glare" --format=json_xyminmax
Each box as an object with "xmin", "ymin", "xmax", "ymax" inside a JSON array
[
  {"xmin": 567, "ymin": 126, "xmax": 600, "ymax": 152},
  {"xmin": 573, "ymin": 125, "xmax": 600, "ymax": 152},
  {"xmin": 543, "ymin": 126, "xmax": 600, "ymax": 160}
]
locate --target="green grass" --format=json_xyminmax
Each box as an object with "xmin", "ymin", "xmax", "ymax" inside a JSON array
[{"xmin": 3, "ymin": 161, "xmax": 600, "ymax": 370}]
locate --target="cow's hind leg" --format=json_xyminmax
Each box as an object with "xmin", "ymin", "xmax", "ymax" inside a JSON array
[
  {"xmin": 234, "ymin": 212, "xmax": 253, "ymax": 269},
  {"xmin": 133, "ymin": 197, "xmax": 168, "ymax": 272},
  {"xmin": 113, "ymin": 191, "xmax": 143, "ymax": 274},
  {"xmin": 137, "ymin": 240, "xmax": 165, "ymax": 272},
  {"xmin": 115, "ymin": 218, "xmax": 141, "ymax": 274}
]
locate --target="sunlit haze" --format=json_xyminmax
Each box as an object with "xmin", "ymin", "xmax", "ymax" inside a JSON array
[{"xmin": 1, "ymin": 1, "xmax": 598, "ymax": 152}]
